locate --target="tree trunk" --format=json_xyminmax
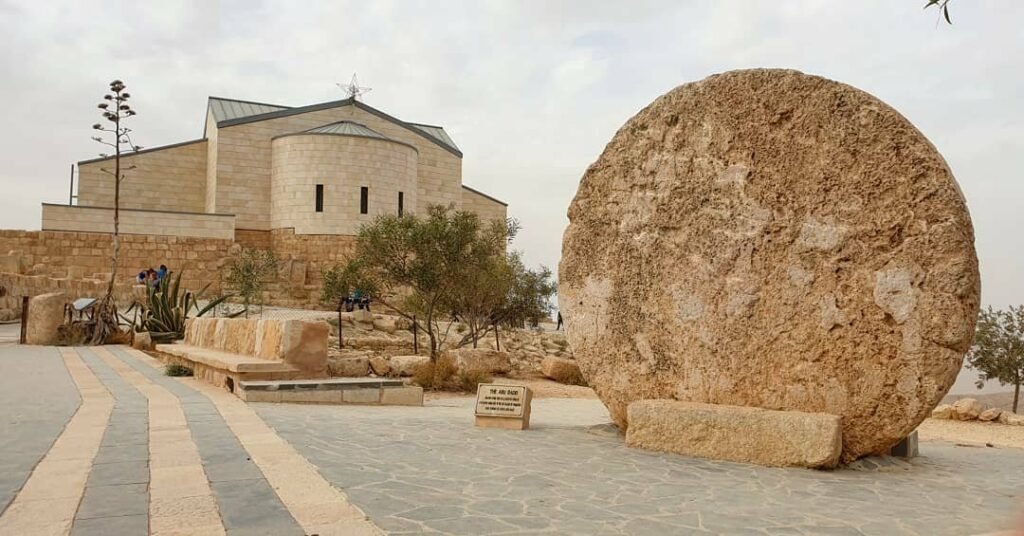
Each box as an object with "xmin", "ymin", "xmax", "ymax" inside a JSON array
[{"xmin": 1014, "ymin": 380, "xmax": 1020, "ymax": 414}]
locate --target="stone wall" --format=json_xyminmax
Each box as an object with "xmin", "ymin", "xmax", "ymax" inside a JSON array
[
  {"xmin": 0, "ymin": 229, "xmax": 230, "ymax": 296},
  {"xmin": 41, "ymin": 204, "xmax": 235, "ymax": 240},
  {"xmin": 78, "ymin": 139, "xmax": 208, "ymax": 213},
  {"xmin": 211, "ymin": 103, "xmax": 463, "ymax": 230},
  {"xmin": 461, "ymin": 186, "xmax": 508, "ymax": 224},
  {"xmin": 270, "ymin": 134, "xmax": 418, "ymax": 235}
]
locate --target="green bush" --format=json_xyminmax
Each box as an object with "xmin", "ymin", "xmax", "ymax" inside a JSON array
[
  {"xmin": 128, "ymin": 272, "xmax": 232, "ymax": 344},
  {"xmin": 165, "ymin": 364, "xmax": 194, "ymax": 377}
]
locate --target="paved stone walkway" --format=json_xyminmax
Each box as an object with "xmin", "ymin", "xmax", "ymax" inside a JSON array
[
  {"xmin": 256, "ymin": 398, "xmax": 1024, "ymax": 536},
  {"xmin": 0, "ymin": 346, "xmax": 79, "ymax": 513},
  {"xmin": 0, "ymin": 345, "xmax": 381, "ymax": 535}
]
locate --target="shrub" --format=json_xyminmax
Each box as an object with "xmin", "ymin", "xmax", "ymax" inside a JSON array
[
  {"xmin": 55, "ymin": 324, "xmax": 89, "ymax": 346},
  {"xmin": 454, "ymin": 369, "xmax": 492, "ymax": 392},
  {"xmin": 165, "ymin": 364, "xmax": 194, "ymax": 377},
  {"xmin": 411, "ymin": 355, "xmax": 491, "ymax": 392}
]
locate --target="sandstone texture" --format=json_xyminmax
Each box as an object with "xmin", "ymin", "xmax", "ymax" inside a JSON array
[
  {"xmin": 952, "ymin": 398, "xmax": 984, "ymax": 421},
  {"xmin": 625, "ymin": 400, "xmax": 842, "ymax": 468},
  {"xmin": 25, "ymin": 292, "xmax": 66, "ymax": 345},
  {"xmin": 389, "ymin": 355, "xmax": 430, "ymax": 376},
  {"xmin": 327, "ymin": 356, "xmax": 370, "ymax": 377},
  {"xmin": 559, "ymin": 69, "xmax": 980, "ymax": 462},
  {"xmin": 448, "ymin": 348, "xmax": 512, "ymax": 374},
  {"xmin": 132, "ymin": 331, "xmax": 153, "ymax": 351},
  {"xmin": 931, "ymin": 404, "xmax": 955, "ymax": 420},
  {"xmin": 979, "ymin": 408, "xmax": 1003, "ymax": 422},
  {"xmin": 541, "ymin": 356, "xmax": 585, "ymax": 385}
]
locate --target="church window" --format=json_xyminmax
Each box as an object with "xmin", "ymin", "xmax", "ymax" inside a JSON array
[
  {"xmin": 315, "ymin": 184, "xmax": 323, "ymax": 212},
  {"xmin": 360, "ymin": 186, "xmax": 369, "ymax": 214},
  {"xmin": 398, "ymin": 191, "xmax": 404, "ymax": 217}
]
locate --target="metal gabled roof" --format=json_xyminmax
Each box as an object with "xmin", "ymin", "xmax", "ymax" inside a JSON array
[
  {"xmin": 408, "ymin": 123, "xmax": 460, "ymax": 152},
  {"xmin": 207, "ymin": 97, "xmax": 289, "ymax": 123},
  {"xmin": 305, "ymin": 121, "xmax": 389, "ymax": 140}
]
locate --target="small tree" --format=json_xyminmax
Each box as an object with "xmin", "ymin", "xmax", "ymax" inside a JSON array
[
  {"xmin": 967, "ymin": 306, "xmax": 1024, "ymax": 413},
  {"xmin": 89, "ymin": 80, "xmax": 141, "ymax": 344},
  {"xmin": 449, "ymin": 250, "xmax": 557, "ymax": 348},
  {"xmin": 224, "ymin": 248, "xmax": 279, "ymax": 317},
  {"xmin": 321, "ymin": 205, "xmax": 510, "ymax": 360}
]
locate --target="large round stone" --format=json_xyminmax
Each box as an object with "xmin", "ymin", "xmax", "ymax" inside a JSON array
[{"xmin": 559, "ymin": 69, "xmax": 980, "ymax": 462}]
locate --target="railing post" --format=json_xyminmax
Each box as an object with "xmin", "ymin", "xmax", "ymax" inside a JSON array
[{"xmin": 19, "ymin": 296, "xmax": 29, "ymax": 344}]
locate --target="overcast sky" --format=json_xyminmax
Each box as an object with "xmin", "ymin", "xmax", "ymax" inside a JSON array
[{"xmin": 0, "ymin": 0, "xmax": 1021, "ymax": 311}]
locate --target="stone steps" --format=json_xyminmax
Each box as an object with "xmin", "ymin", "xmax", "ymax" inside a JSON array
[{"xmin": 238, "ymin": 378, "xmax": 423, "ymax": 406}]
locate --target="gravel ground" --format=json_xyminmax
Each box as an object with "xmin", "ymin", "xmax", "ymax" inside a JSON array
[{"xmin": 918, "ymin": 418, "xmax": 1024, "ymax": 450}]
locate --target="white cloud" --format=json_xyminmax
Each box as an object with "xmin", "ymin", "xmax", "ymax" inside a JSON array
[{"xmin": 1, "ymin": 0, "xmax": 1023, "ymax": 309}]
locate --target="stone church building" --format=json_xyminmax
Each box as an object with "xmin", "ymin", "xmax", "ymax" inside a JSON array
[{"xmin": 0, "ymin": 96, "xmax": 507, "ymax": 307}]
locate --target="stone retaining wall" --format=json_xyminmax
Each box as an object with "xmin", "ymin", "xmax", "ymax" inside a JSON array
[{"xmin": 0, "ymin": 229, "xmax": 229, "ymax": 294}]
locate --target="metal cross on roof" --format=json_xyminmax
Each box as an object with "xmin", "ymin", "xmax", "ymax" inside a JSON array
[{"xmin": 337, "ymin": 73, "xmax": 372, "ymax": 101}]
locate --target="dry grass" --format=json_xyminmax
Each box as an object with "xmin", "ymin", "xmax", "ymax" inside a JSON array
[{"xmin": 412, "ymin": 355, "xmax": 493, "ymax": 393}]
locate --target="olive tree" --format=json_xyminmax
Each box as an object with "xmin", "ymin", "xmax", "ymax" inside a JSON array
[
  {"xmin": 321, "ymin": 205, "xmax": 511, "ymax": 359},
  {"xmin": 224, "ymin": 248, "xmax": 279, "ymax": 317},
  {"xmin": 967, "ymin": 305, "xmax": 1024, "ymax": 413}
]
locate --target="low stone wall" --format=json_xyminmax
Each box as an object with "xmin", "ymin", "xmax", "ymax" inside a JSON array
[
  {"xmin": 41, "ymin": 204, "xmax": 235, "ymax": 240},
  {"xmin": 183, "ymin": 317, "xmax": 328, "ymax": 376},
  {"xmin": 0, "ymin": 272, "xmax": 143, "ymax": 305}
]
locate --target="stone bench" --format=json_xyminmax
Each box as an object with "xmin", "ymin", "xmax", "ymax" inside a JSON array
[
  {"xmin": 238, "ymin": 378, "xmax": 424, "ymax": 406},
  {"xmin": 154, "ymin": 317, "xmax": 329, "ymax": 393}
]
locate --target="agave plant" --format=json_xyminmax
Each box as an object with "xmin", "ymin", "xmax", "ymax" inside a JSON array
[{"xmin": 128, "ymin": 272, "xmax": 233, "ymax": 343}]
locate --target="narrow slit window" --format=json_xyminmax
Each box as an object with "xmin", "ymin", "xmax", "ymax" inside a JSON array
[
  {"xmin": 398, "ymin": 191, "xmax": 404, "ymax": 217},
  {"xmin": 360, "ymin": 186, "xmax": 369, "ymax": 214},
  {"xmin": 315, "ymin": 184, "xmax": 324, "ymax": 212}
]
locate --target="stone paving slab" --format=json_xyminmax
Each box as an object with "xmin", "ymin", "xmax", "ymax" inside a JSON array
[
  {"xmin": 255, "ymin": 397, "xmax": 1024, "ymax": 536},
  {"xmin": 0, "ymin": 345, "xmax": 80, "ymax": 513}
]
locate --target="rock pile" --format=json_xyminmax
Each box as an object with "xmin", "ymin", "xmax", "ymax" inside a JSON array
[
  {"xmin": 931, "ymin": 398, "xmax": 1024, "ymax": 426},
  {"xmin": 560, "ymin": 68, "xmax": 981, "ymax": 462}
]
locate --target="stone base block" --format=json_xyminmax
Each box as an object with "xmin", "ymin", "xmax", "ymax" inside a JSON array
[
  {"xmin": 381, "ymin": 386, "xmax": 424, "ymax": 406},
  {"xmin": 889, "ymin": 431, "xmax": 919, "ymax": 458},
  {"xmin": 475, "ymin": 415, "xmax": 529, "ymax": 430},
  {"xmin": 342, "ymin": 387, "xmax": 382, "ymax": 404},
  {"xmin": 625, "ymin": 400, "xmax": 842, "ymax": 468}
]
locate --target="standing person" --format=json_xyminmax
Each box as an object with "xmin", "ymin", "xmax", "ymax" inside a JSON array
[
  {"xmin": 136, "ymin": 271, "xmax": 146, "ymax": 284},
  {"xmin": 556, "ymin": 311, "xmax": 563, "ymax": 331},
  {"xmin": 157, "ymin": 264, "xmax": 168, "ymax": 282}
]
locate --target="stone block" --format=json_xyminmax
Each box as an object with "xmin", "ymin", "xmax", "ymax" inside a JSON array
[
  {"xmin": 254, "ymin": 319, "xmax": 284, "ymax": 360},
  {"xmin": 0, "ymin": 254, "xmax": 23, "ymax": 274},
  {"xmin": 931, "ymin": 404, "xmax": 954, "ymax": 420},
  {"xmin": 888, "ymin": 431, "xmax": 919, "ymax": 458},
  {"xmin": 388, "ymin": 355, "xmax": 430, "ymax": 377},
  {"xmin": 279, "ymin": 320, "xmax": 328, "ymax": 376},
  {"xmin": 380, "ymin": 386, "xmax": 423, "ymax": 406},
  {"xmin": 280, "ymin": 389, "xmax": 342, "ymax": 404},
  {"xmin": 328, "ymin": 356, "xmax": 369, "ymax": 377},
  {"xmin": 475, "ymin": 415, "xmax": 529, "ymax": 430},
  {"xmin": 952, "ymin": 398, "xmax": 983, "ymax": 421},
  {"xmin": 372, "ymin": 316, "xmax": 396, "ymax": 334},
  {"xmin": 979, "ymin": 408, "xmax": 1002, "ymax": 422},
  {"xmin": 352, "ymin": 308, "xmax": 374, "ymax": 326},
  {"xmin": 540, "ymin": 356, "xmax": 584, "ymax": 385},
  {"xmin": 449, "ymin": 348, "xmax": 512, "ymax": 374},
  {"xmin": 25, "ymin": 292, "xmax": 67, "ymax": 345},
  {"xmin": 131, "ymin": 331, "xmax": 153, "ymax": 351},
  {"xmin": 368, "ymin": 355, "xmax": 390, "ymax": 376},
  {"xmin": 221, "ymin": 319, "xmax": 259, "ymax": 355},
  {"xmin": 240, "ymin": 389, "xmax": 282, "ymax": 403},
  {"xmin": 341, "ymin": 387, "xmax": 381, "ymax": 404},
  {"xmin": 625, "ymin": 400, "xmax": 842, "ymax": 468},
  {"xmin": 998, "ymin": 411, "xmax": 1024, "ymax": 426}
]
